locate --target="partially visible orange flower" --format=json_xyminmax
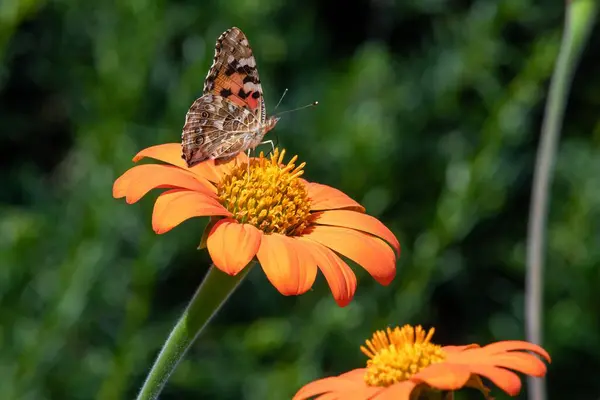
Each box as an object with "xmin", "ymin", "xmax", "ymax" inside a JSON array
[
  {"xmin": 113, "ymin": 144, "xmax": 400, "ymax": 306},
  {"xmin": 293, "ymin": 325, "xmax": 551, "ymax": 400}
]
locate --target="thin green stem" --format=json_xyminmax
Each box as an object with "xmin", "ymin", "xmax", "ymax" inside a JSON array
[
  {"xmin": 136, "ymin": 263, "xmax": 253, "ymax": 400},
  {"xmin": 525, "ymin": 2, "xmax": 597, "ymax": 400}
]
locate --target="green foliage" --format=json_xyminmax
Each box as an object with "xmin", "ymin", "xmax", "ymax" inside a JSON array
[{"xmin": 1, "ymin": 0, "xmax": 598, "ymax": 399}]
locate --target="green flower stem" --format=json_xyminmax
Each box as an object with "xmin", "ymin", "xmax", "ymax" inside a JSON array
[
  {"xmin": 525, "ymin": 1, "xmax": 597, "ymax": 400},
  {"xmin": 136, "ymin": 263, "xmax": 253, "ymax": 400}
]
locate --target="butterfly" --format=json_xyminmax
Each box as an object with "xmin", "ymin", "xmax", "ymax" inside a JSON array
[{"xmin": 181, "ymin": 27, "xmax": 279, "ymax": 167}]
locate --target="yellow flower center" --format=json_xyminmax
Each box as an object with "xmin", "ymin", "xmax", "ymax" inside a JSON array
[
  {"xmin": 361, "ymin": 325, "xmax": 446, "ymax": 387},
  {"xmin": 216, "ymin": 149, "xmax": 312, "ymax": 236}
]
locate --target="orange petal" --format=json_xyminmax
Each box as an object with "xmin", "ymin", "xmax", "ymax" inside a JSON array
[
  {"xmin": 289, "ymin": 238, "xmax": 322, "ymax": 295},
  {"xmin": 372, "ymin": 381, "xmax": 416, "ymax": 400},
  {"xmin": 297, "ymin": 237, "xmax": 357, "ymax": 307},
  {"xmin": 311, "ymin": 394, "xmax": 337, "ymax": 400},
  {"xmin": 302, "ymin": 225, "xmax": 396, "ymax": 286},
  {"xmin": 188, "ymin": 151, "xmax": 249, "ymax": 183},
  {"xmin": 483, "ymin": 353, "xmax": 548, "ymax": 377},
  {"xmin": 309, "ymin": 393, "xmax": 338, "ymax": 400},
  {"xmin": 113, "ymin": 164, "xmax": 216, "ymax": 204},
  {"xmin": 313, "ymin": 210, "xmax": 400, "ymax": 256},
  {"xmin": 466, "ymin": 365, "xmax": 523, "ymax": 396},
  {"xmin": 443, "ymin": 344, "xmax": 480, "ymax": 354},
  {"xmin": 152, "ymin": 189, "xmax": 231, "ymax": 234},
  {"xmin": 412, "ymin": 363, "xmax": 471, "ymax": 390},
  {"xmin": 133, "ymin": 143, "xmax": 188, "ymax": 167},
  {"xmin": 293, "ymin": 377, "xmax": 340, "ymax": 399},
  {"xmin": 207, "ymin": 219, "xmax": 262, "ymax": 275},
  {"xmin": 293, "ymin": 369, "xmax": 368, "ymax": 400},
  {"xmin": 133, "ymin": 143, "xmax": 247, "ymax": 183},
  {"xmin": 476, "ymin": 341, "xmax": 551, "ymax": 363},
  {"xmin": 331, "ymin": 387, "xmax": 383, "ymax": 400},
  {"xmin": 307, "ymin": 183, "xmax": 365, "ymax": 213},
  {"xmin": 256, "ymin": 233, "xmax": 317, "ymax": 296},
  {"xmin": 336, "ymin": 369, "xmax": 369, "ymax": 380}
]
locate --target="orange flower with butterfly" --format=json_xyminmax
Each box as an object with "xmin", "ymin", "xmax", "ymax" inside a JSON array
[{"xmin": 114, "ymin": 27, "xmax": 400, "ymax": 307}]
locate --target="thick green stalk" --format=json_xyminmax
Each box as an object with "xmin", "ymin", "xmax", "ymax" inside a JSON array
[
  {"xmin": 525, "ymin": 2, "xmax": 597, "ymax": 400},
  {"xmin": 136, "ymin": 263, "xmax": 253, "ymax": 400}
]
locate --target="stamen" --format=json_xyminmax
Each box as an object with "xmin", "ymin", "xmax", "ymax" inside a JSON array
[
  {"xmin": 217, "ymin": 149, "xmax": 312, "ymax": 236},
  {"xmin": 361, "ymin": 325, "xmax": 446, "ymax": 387}
]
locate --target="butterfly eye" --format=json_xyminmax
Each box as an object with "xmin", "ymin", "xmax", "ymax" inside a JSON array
[
  {"xmin": 195, "ymin": 136, "xmax": 205, "ymax": 145},
  {"xmin": 201, "ymin": 111, "xmax": 210, "ymax": 118}
]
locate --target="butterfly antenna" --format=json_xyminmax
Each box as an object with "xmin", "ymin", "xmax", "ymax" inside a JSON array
[
  {"xmin": 274, "ymin": 88, "xmax": 288, "ymax": 111},
  {"xmin": 274, "ymin": 101, "xmax": 319, "ymax": 117}
]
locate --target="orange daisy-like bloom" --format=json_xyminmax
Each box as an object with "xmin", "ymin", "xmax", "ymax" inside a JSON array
[
  {"xmin": 294, "ymin": 325, "xmax": 551, "ymax": 400},
  {"xmin": 113, "ymin": 144, "xmax": 400, "ymax": 306}
]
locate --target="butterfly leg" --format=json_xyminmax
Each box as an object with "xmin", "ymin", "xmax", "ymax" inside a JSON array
[
  {"xmin": 260, "ymin": 140, "xmax": 275, "ymax": 156},
  {"xmin": 246, "ymin": 148, "xmax": 251, "ymax": 181}
]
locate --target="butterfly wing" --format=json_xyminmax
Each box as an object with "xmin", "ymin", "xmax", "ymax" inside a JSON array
[
  {"xmin": 203, "ymin": 27, "xmax": 266, "ymax": 124},
  {"xmin": 182, "ymin": 94, "xmax": 259, "ymax": 167}
]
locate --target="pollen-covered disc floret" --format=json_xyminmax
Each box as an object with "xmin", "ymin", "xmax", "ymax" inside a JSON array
[
  {"xmin": 216, "ymin": 149, "xmax": 312, "ymax": 236},
  {"xmin": 361, "ymin": 325, "xmax": 447, "ymax": 387}
]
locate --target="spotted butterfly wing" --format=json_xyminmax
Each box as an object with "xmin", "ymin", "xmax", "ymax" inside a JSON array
[
  {"xmin": 181, "ymin": 27, "xmax": 278, "ymax": 167},
  {"xmin": 182, "ymin": 94, "xmax": 263, "ymax": 163},
  {"xmin": 202, "ymin": 27, "xmax": 266, "ymax": 123}
]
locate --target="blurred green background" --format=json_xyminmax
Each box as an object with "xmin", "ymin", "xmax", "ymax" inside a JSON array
[{"xmin": 1, "ymin": 0, "xmax": 599, "ymax": 399}]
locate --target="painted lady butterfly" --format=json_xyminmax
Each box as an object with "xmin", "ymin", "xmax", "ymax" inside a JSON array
[{"xmin": 181, "ymin": 27, "xmax": 278, "ymax": 167}]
